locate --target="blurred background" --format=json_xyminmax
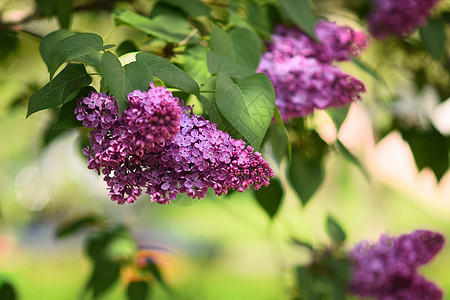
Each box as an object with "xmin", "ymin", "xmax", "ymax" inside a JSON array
[{"xmin": 1, "ymin": 0, "xmax": 450, "ymax": 299}]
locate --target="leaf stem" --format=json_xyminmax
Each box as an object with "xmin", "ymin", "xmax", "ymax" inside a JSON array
[{"xmin": 178, "ymin": 28, "xmax": 199, "ymax": 47}]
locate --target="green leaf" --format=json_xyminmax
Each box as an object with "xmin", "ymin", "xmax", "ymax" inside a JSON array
[
  {"xmin": 56, "ymin": 0, "xmax": 72, "ymax": 29},
  {"xmin": 401, "ymin": 127, "xmax": 449, "ymax": 181},
  {"xmin": 137, "ymin": 52, "xmax": 199, "ymax": 97},
  {"xmin": 295, "ymin": 266, "xmax": 337, "ymax": 300},
  {"xmin": 420, "ymin": 19, "xmax": 446, "ymax": 61},
  {"xmin": 180, "ymin": 45, "xmax": 210, "ymax": 84},
  {"xmin": 267, "ymin": 124, "xmax": 287, "ymax": 162},
  {"xmin": 150, "ymin": 2, "xmax": 182, "ymax": 18},
  {"xmin": 273, "ymin": 107, "xmax": 292, "ymax": 160},
  {"xmin": 248, "ymin": 2, "xmax": 280, "ymax": 39},
  {"xmin": 143, "ymin": 261, "xmax": 172, "ymax": 294},
  {"xmin": 279, "ymin": 0, "xmax": 317, "ymax": 40},
  {"xmin": 48, "ymin": 32, "xmax": 113, "ymax": 78},
  {"xmin": 54, "ymin": 86, "xmax": 95, "ymax": 128},
  {"xmin": 35, "ymin": 0, "xmax": 56, "ymax": 17},
  {"xmin": 215, "ymin": 73, "xmax": 275, "ymax": 150},
  {"xmin": 229, "ymin": 27, "xmax": 262, "ymax": 71},
  {"xmin": 39, "ymin": 29, "xmax": 75, "ymax": 68},
  {"xmin": 327, "ymin": 106, "xmax": 350, "ymax": 130},
  {"xmin": 158, "ymin": 0, "xmax": 210, "ymax": 16},
  {"xmin": 27, "ymin": 63, "xmax": 92, "ymax": 117},
  {"xmin": 84, "ymin": 225, "xmax": 127, "ymax": 261},
  {"xmin": 295, "ymin": 255, "xmax": 350, "ymax": 300},
  {"xmin": 207, "ymin": 25, "xmax": 262, "ymax": 78},
  {"xmin": 326, "ymin": 215, "xmax": 346, "ymax": 243},
  {"xmin": 127, "ymin": 281, "xmax": 150, "ymax": 300},
  {"xmin": 352, "ymin": 58, "xmax": 390, "ymax": 92},
  {"xmin": 442, "ymin": 11, "xmax": 450, "ymax": 23},
  {"xmin": 210, "ymin": 24, "xmax": 234, "ymax": 58},
  {"xmin": 113, "ymin": 8, "xmax": 199, "ymax": 44},
  {"xmin": 0, "ymin": 282, "xmax": 16, "ymax": 300},
  {"xmin": 75, "ymin": 52, "xmax": 103, "ymax": 68},
  {"xmin": 291, "ymin": 238, "xmax": 313, "ymax": 251},
  {"xmin": 55, "ymin": 100, "xmax": 81, "ymax": 128},
  {"xmin": 116, "ymin": 40, "xmax": 138, "ymax": 57},
  {"xmin": 288, "ymin": 148, "xmax": 324, "ymax": 206},
  {"xmin": 199, "ymin": 76, "xmax": 234, "ymax": 131},
  {"xmin": 253, "ymin": 178, "xmax": 283, "ymax": 219},
  {"xmin": 100, "ymin": 51, "xmax": 153, "ymax": 114},
  {"xmin": 207, "ymin": 51, "xmax": 254, "ymax": 79},
  {"xmin": 86, "ymin": 260, "xmax": 121, "ymax": 298},
  {"xmin": 56, "ymin": 214, "xmax": 102, "ymax": 239},
  {"xmin": 0, "ymin": 30, "xmax": 19, "ymax": 61},
  {"xmin": 336, "ymin": 139, "xmax": 369, "ymax": 180}
]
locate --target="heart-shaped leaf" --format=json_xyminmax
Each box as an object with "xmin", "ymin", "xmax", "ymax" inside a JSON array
[
  {"xmin": 288, "ymin": 149, "xmax": 324, "ymax": 206},
  {"xmin": 100, "ymin": 51, "xmax": 153, "ymax": 114},
  {"xmin": 215, "ymin": 72, "xmax": 275, "ymax": 149},
  {"xmin": 54, "ymin": 86, "xmax": 95, "ymax": 128},
  {"xmin": 137, "ymin": 52, "xmax": 199, "ymax": 97},
  {"xmin": 27, "ymin": 63, "xmax": 92, "ymax": 117},
  {"xmin": 40, "ymin": 29, "xmax": 75, "ymax": 68},
  {"xmin": 207, "ymin": 25, "xmax": 262, "ymax": 78},
  {"xmin": 48, "ymin": 32, "xmax": 113, "ymax": 78},
  {"xmin": 56, "ymin": 0, "xmax": 72, "ymax": 29},
  {"xmin": 326, "ymin": 215, "xmax": 346, "ymax": 243},
  {"xmin": 279, "ymin": 0, "xmax": 317, "ymax": 40},
  {"xmin": 253, "ymin": 178, "xmax": 283, "ymax": 219}
]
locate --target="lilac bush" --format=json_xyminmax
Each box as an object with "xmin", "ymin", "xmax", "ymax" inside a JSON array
[
  {"xmin": 349, "ymin": 230, "xmax": 445, "ymax": 300},
  {"xmin": 368, "ymin": 0, "xmax": 440, "ymax": 39},
  {"xmin": 258, "ymin": 20, "xmax": 369, "ymax": 121},
  {"xmin": 14, "ymin": 0, "xmax": 449, "ymax": 297},
  {"xmin": 75, "ymin": 84, "xmax": 274, "ymax": 204}
]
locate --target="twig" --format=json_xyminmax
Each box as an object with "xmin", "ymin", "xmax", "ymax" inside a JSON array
[{"xmin": 178, "ymin": 28, "xmax": 199, "ymax": 47}]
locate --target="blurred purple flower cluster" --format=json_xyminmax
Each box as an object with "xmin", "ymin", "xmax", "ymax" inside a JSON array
[
  {"xmin": 368, "ymin": 0, "xmax": 440, "ymax": 39},
  {"xmin": 349, "ymin": 230, "xmax": 445, "ymax": 300},
  {"xmin": 257, "ymin": 20, "xmax": 368, "ymax": 121},
  {"xmin": 75, "ymin": 84, "xmax": 273, "ymax": 204}
]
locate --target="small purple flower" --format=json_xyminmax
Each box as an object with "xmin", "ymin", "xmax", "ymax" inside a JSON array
[
  {"xmin": 368, "ymin": 0, "xmax": 440, "ymax": 39},
  {"xmin": 348, "ymin": 230, "xmax": 445, "ymax": 300}
]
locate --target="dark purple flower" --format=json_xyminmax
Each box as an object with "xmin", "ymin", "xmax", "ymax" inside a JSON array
[
  {"xmin": 75, "ymin": 84, "xmax": 274, "ymax": 204},
  {"xmin": 348, "ymin": 230, "xmax": 445, "ymax": 300},
  {"xmin": 368, "ymin": 0, "xmax": 440, "ymax": 39}
]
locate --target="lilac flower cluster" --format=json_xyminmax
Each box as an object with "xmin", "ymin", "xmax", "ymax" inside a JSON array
[
  {"xmin": 257, "ymin": 20, "xmax": 368, "ymax": 121},
  {"xmin": 368, "ymin": 0, "xmax": 440, "ymax": 39},
  {"xmin": 75, "ymin": 84, "xmax": 273, "ymax": 204},
  {"xmin": 348, "ymin": 230, "xmax": 445, "ymax": 300}
]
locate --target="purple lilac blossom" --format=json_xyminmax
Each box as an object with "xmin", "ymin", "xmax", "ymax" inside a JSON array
[
  {"xmin": 348, "ymin": 230, "xmax": 445, "ymax": 300},
  {"xmin": 257, "ymin": 20, "xmax": 368, "ymax": 121},
  {"xmin": 368, "ymin": 0, "xmax": 440, "ymax": 39},
  {"xmin": 75, "ymin": 84, "xmax": 273, "ymax": 204},
  {"xmin": 267, "ymin": 21, "xmax": 370, "ymax": 64}
]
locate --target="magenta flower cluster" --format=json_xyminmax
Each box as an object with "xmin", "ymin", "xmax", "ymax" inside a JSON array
[
  {"xmin": 348, "ymin": 230, "xmax": 445, "ymax": 300},
  {"xmin": 368, "ymin": 0, "xmax": 440, "ymax": 39},
  {"xmin": 257, "ymin": 20, "xmax": 368, "ymax": 121},
  {"xmin": 75, "ymin": 84, "xmax": 273, "ymax": 204}
]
